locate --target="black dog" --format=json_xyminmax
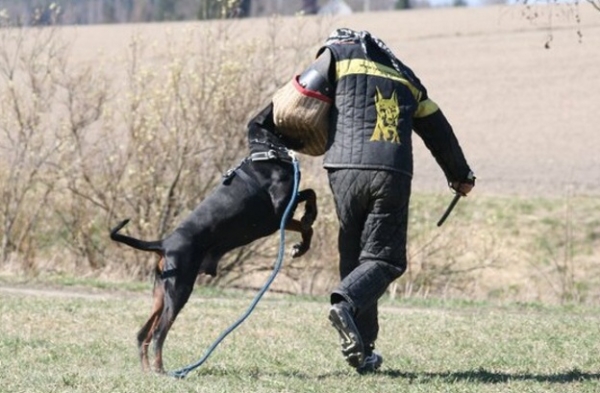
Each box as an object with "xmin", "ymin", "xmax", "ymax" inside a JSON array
[{"xmin": 110, "ymin": 104, "xmax": 317, "ymax": 373}]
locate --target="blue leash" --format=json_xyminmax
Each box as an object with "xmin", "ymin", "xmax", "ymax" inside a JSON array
[{"xmin": 169, "ymin": 155, "xmax": 300, "ymax": 379}]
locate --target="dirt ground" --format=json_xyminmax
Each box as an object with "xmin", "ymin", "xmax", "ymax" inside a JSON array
[{"xmin": 62, "ymin": 3, "xmax": 600, "ymax": 197}]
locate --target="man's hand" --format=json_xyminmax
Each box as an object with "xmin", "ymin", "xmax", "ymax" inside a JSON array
[
  {"xmin": 451, "ymin": 182, "xmax": 474, "ymax": 196},
  {"xmin": 451, "ymin": 171, "xmax": 475, "ymax": 196}
]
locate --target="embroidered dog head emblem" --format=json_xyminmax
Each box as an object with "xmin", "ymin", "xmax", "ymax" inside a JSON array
[{"xmin": 370, "ymin": 86, "xmax": 401, "ymax": 144}]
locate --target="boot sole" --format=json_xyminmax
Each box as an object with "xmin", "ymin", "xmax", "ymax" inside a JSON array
[{"xmin": 328, "ymin": 305, "xmax": 365, "ymax": 368}]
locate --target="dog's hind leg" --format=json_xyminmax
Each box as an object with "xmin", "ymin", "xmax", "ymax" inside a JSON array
[
  {"xmin": 137, "ymin": 268, "xmax": 165, "ymax": 371},
  {"xmin": 152, "ymin": 314, "xmax": 173, "ymax": 374},
  {"xmin": 137, "ymin": 256, "xmax": 165, "ymax": 372},
  {"xmin": 137, "ymin": 281, "xmax": 164, "ymax": 372},
  {"xmin": 152, "ymin": 280, "xmax": 194, "ymax": 374}
]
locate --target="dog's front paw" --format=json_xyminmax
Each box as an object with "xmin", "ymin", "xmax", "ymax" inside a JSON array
[{"xmin": 291, "ymin": 242, "xmax": 309, "ymax": 258}]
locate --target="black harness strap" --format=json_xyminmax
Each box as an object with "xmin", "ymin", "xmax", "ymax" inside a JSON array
[
  {"xmin": 248, "ymin": 149, "xmax": 294, "ymax": 163},
  {"xmin": 222, "ymin": 149, "xmax": 294, "ymax": 184}
]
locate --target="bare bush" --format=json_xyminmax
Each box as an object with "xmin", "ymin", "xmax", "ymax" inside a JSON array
[
  {"xmin": 0, "ymin": 7, "xmax": 337, "ymax": 286},
  {"xmin": 389, "ymin": 204, "xmax": 504, "ymax": 300},
  {"xmin": 518, "ymin": 0, "xmax": 589, "ymax": 47},
  {"xmin": 0, "ymin": 10, "xmax": 68, "ymax": 267}
]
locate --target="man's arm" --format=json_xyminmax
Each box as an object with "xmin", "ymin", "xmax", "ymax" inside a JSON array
[{"xmin": 413, "ymin": 107, "xmax": 475, "ymax": 195}]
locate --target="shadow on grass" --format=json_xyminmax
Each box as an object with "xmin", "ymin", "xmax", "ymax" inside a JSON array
[
  {"xmin": 189, "ymin": 366, "xmax": 600, "ymax": 384},
  {"xmin": 379, "ymin": 367, "xmax": 600, "ymax": 384}
]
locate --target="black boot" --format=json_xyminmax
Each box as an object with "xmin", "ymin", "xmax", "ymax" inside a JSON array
[
  {"xmin": 357, "ymin": 343, "xmax": 383, "ymax": 374},
  {"xmin": 328, "ymin": 301, "xmax": 365, "ymax": 368}
]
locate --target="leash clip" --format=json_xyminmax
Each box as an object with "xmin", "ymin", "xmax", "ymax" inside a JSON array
[{"xmin": 287, "ymin": 150, "xmax": 297, "ymax": 162}]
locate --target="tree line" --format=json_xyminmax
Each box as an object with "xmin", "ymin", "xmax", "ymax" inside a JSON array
[{"xmin": 0, "ymin": 0, "xmax": 324, "ymax": 25}]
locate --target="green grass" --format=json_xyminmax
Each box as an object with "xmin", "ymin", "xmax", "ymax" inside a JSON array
[{"xmin": 2, "ymin": 285, "xmax": 600, "ymax": 392}]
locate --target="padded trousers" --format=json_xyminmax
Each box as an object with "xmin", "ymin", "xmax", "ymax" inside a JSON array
[{"xmin": 328, "ymin": 168, "xmax": 411, "ymax": 345}]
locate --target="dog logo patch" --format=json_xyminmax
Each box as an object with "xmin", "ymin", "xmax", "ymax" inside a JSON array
[{"xmin": 370, "ymin": 87, "xmax": 401, "ymax": 144}]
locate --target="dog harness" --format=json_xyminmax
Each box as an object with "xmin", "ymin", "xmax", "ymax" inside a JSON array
[{"xmin": 222, "ymin": 147, "xmax": 295, "ymax": 184}]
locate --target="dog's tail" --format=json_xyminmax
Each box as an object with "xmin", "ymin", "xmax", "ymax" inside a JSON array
[{"xmin": 110, "ymin": 219, "xmax": 163, "ymax": 252}]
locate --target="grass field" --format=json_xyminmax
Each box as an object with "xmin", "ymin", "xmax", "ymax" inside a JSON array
[{"xmin": 2, "ymin": 284, "xmax": 600, "ymax": 393}]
